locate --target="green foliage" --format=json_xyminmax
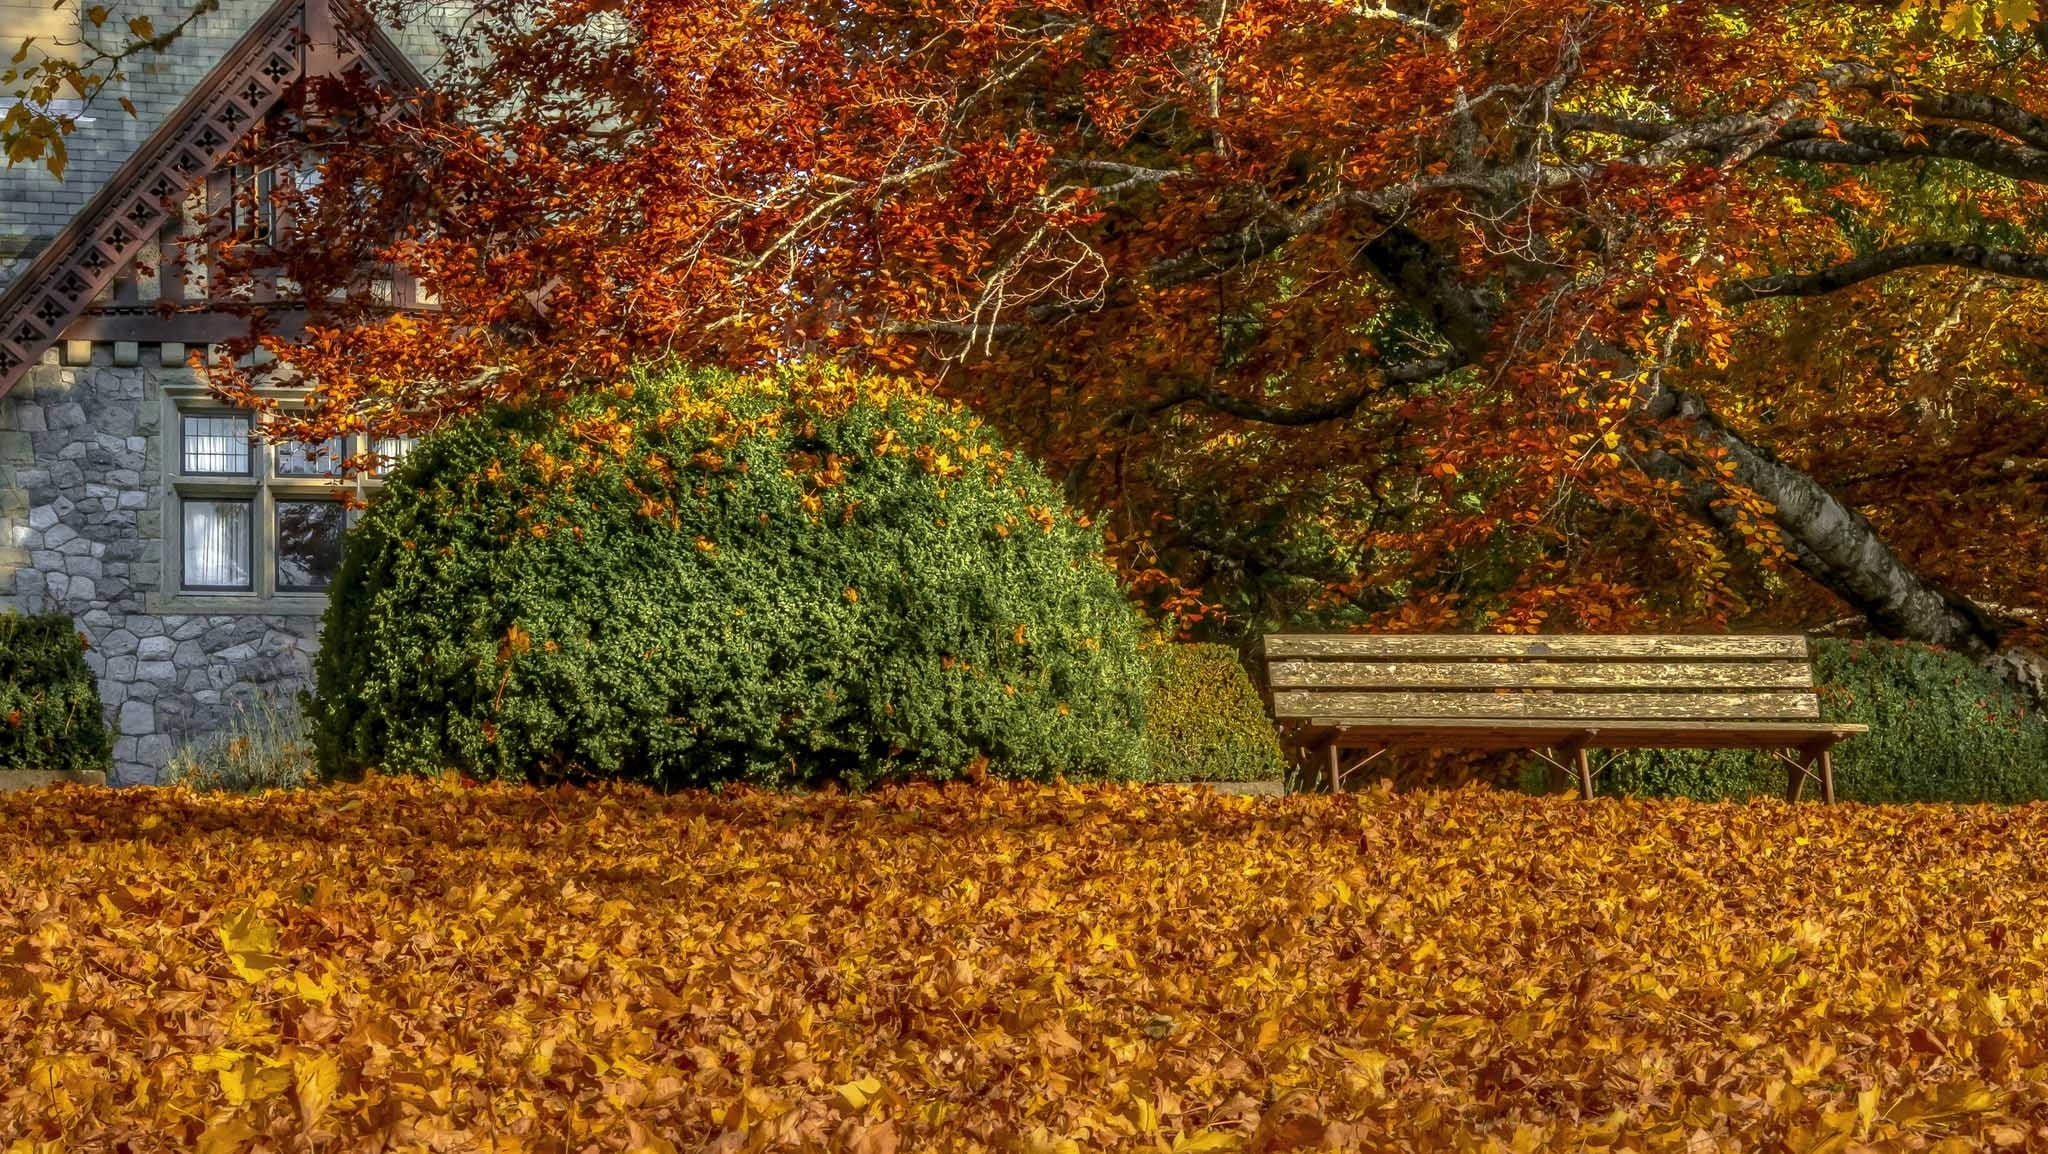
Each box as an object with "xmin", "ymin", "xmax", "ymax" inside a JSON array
[
  {"xmin": 163, "ymin": 695, "xmax": 317, "ymax": 793},
  {"xmin": 311, "ymin": 363, "xmax": 1151, "ymax": 788},
  {"xmin": 0, "ymin": 612, "xmax": 111, "ymax": 774},
  {"xmin": 1142, "ymin": 643, "xmax": 1286, "ymax": 783},
  {"xmin": 1570, "ymin": 640, "xmax": 2048, "ymax": 803}
]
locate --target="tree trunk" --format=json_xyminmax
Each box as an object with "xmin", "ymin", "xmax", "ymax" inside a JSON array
[
  {"xmin": 1639, "ymin": 379, "xmax": 2047, "ymax": 703},
  {"xmin": 1348, "ymin": 222, "xmax": 2047, "ymax": 703}
]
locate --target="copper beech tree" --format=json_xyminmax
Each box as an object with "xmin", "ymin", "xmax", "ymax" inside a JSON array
[{"xmin": 165, "ymin": 0, "xmax": 2048, "ymax": 688}]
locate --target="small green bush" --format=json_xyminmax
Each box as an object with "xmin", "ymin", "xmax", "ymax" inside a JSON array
[
  {"xmin": 1143, "ymin": 643, "xmax": 1286, "ymax": 782},
  {"xmin": 311, "ymin": 362, "xmax": 1151, "ymax": 788},
  {"xmin": 0, "ymin": 611, "xmax": 112, "ymax": 774},
  {"xmin": 163, "ymin": 695, "xmax": 317, "ymax": 793},
  {"xmin": 1576, "ymin": 639, "xmax": 2048, "ymax": 802}
]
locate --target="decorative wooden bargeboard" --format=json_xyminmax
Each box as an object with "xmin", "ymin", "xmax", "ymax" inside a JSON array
[{"xmin": 1265, "ymin": 634, "xmax": 1867, "ymax": 801}]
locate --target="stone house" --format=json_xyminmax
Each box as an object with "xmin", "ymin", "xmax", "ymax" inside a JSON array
[{"xmin": 0, "ymin": 0, "xmax": 447, "ymax": 783}]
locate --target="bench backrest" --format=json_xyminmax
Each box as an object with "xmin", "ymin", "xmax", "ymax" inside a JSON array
[{"xmin": 1264, "ymin": 635, "xmax": 1820, "ymax": 722}]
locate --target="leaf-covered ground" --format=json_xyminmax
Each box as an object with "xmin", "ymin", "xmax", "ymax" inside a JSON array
[{"xmin": 5, "ymin": 781, "xmax": 2048, "ymax": 1152}]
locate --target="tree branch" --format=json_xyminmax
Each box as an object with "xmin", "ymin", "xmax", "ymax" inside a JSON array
[
  {"xmin": 1146, "ymin": 352, "xmax": 1467, "ymax": 426},
  {"xmin": 1354, "ymin": 223, "xmax": 1496, "ymax": 360},
  {"xmin": 1353, "ymin": 0, "xmax": 1462, "ymax": 46},
  {"xmin": 1726, "ymin": 242, "xmax": 2048, "ymax": 302},
  {"xmin": 1881, "ymin": 90, "xmax": 2048, "ymax": 151},
  {"xmin": 1775, "ymin": 120, "xmax": 2048, "ymax": 184},
  {"xmin": 1144, "ymin": 193, "xmax": 1350, "ymax": 291},
  {"xmin": 1057, "ymin": 159, "xmax": 1190, "ymax": 198},
  {"xmin": 1557, "ymin": 109, "xmax": 2048, "ymax": 184},
  {"xmin": 740, "ymin": 159, "xmax": 954, "ymax": 276}
]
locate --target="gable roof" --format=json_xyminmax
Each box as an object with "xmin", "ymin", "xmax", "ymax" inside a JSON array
[
  {"xmin": 0, "ymin": 0, "xmax": 283, "ymax": 292},
  {"xmin": 0, "ymin": 0, "xmax": 430, "ymax": 396}
]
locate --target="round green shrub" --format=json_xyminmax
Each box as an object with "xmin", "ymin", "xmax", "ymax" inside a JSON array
[
  {"xmin": 0, "ymin": 611, "xmax": 112, "ymax": 774},
  {"xmin": 1143, "ymin": 643, "xmax": 1287, "ymax": 782},
  {"xmin": 310, "ymin": 363, "xmax": 1150, "ymax": 788},
  {"xmin": 1573, "ymin": 639, "xmax": 2048, "ymax": 803}
]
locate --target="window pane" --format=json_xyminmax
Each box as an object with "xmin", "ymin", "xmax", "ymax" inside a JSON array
[
  {"xmin": 182, "ymin": 414, "xmax": 251, "ymax": 475},
  {"xmin": 256, "ymin": 166, "xmax": 278, "ymax": 245},
  {"xmin": 230, "ymin": 163, "xmax": 253, "ymax": 236},
  {"xmin": 277, "ymin": 501, "xmax": 346, "ymax": 592},
  {"xmin": 275, "ymin": 436, "xmax": 344, "ymax": 477},
  {"xmin": 183, "ymin": 500, "xmax": 252, "ymax": 590},
  {"xmin": 372, "ymin": 434, "xmax": 415, "ymax": 474}
]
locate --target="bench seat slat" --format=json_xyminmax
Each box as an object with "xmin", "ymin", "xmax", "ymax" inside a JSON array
[
  {"xmin": 1273, "ymin": 689, "xmax": 1822, "ymax": 721},
  {"xmin": 1297, "ymin": 718, "xmax": 1866, "ymax": 751},
  {"xmin": 1264, "ymin": 634, "xmax": 1809, "ymax": 660},
  {"xmin": 1269, "ymin": 659, "xmax": 1815, "ymax": 691}
]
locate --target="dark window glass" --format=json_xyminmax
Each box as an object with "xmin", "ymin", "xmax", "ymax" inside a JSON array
[
  {"xmin": 256, "ymin": 165, "xmax": 278, "ymax": 244},
  {"xmin": 276, "ymin": 500, "xmax": 346, "ymax": 592}
]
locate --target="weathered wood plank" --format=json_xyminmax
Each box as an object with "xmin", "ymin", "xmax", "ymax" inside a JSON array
[
  {"xmin": 1263, "ymin": 634, "xmax": 1809, "ymax": 660},
  {"xmin": 1304, "ymin": 719, "xmax": 1866, "ymax": 734},
  {"xmin": 1298, "ymin": 718, "xmax": 1864, "ymax": 751},
  {"xmin": 1273, "ymin": 689, "xmax": 1822, "ymax": 720},
  {"xmin": 1268, "ymin": 659, "xmax": 1815, "ymax": 690}
]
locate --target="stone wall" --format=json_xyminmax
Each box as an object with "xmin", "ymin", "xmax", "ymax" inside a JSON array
[{"xmin": 0, "ymin": 348, "xmax": 322, "ymax": 784}]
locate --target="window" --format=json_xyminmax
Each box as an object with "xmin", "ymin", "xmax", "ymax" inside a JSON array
[
  {"xmin": 372, "ymin": 434, "xmax": 415, "ymax": 474},
  {"xmin": 276, "ymin": 500, "xmax": 346, "ymax": 591},
  {"xmin": 182, "ymin": 414, "xmax": 252, "ymax": 475},
  {"xmin": 229, "ymin": 152, "xmax": 319, "ymax": 247},
  {"xmin": 229, "ymin": 162, "xmax": 271, "ymax": 244},
  {"xmin": 255, "ymin": 163, "xmax": 279, "ymax": 244},
  {"xmin": 167, "ymin": 403, "xmax": 399, "ymax": 599},
  {"xmin": 275, "ymin": 436, "xmax": 344, "ymax": 477},
  {"xmin": 182, "ymin": 499, "xmax": 254, "ymax": 590}
]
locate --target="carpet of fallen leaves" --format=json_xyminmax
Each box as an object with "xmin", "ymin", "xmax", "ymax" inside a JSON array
[{"xmin": 6, "ymin": 780, "xmax": 2048, "ymax": 1154}]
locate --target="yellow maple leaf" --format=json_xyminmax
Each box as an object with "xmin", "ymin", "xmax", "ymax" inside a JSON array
[
  {"xmin": 217, "ymin": 908, "xmax": 285, "ymax": 981},
  {"xmin": 1019, "ymin": 1129, "xmax": 1081, "ymax": 1154},
  {"xmin": 295, "ymin": 1053, "xmax": 341, "ymax": 1127},
  {"xmin": 195, "ymin": 1116, "xmax": 259, "ymax": 1154},
  {"xmin": 835, "ymin": 1075, "xmax": 883, "ymax": 1109},
  {"xmin": 1992, "ymin": 0, "xmax": 2037, "ymax": 26},
  {"xmin": 293, "ymin": 969, "xmax": 337, "ymax": 1003},
  {"xmin": 1941, "ymin": 0, "xmax": 1986, "ymax": 35}
]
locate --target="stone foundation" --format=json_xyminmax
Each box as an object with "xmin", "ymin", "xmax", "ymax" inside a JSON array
[
  {"xmin": 0, "ymin": 348, "xmax": 322, "ymax": 784},
  {"xmin": 0, "ymin": 769, "xmax": 111, "ymax": 791}
]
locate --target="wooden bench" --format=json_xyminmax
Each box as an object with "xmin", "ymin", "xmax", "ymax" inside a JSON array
[{"xmin": 1265, "ymin": 634, "xmax": 1866, "ymax": 801}]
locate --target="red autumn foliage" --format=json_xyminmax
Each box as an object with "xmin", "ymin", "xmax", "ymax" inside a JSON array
[{"xmin": 179, "ymin": 0, "xmax": 2048, "ymax": 672}]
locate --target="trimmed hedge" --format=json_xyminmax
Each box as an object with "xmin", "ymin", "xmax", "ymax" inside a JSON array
[
  {"xmin": 1142, "ymin": 643, "xmax": 1287, "ymax": 782},
  {"xmin": 0, "ymin": 612, "xmax": 112, "ymax": 774},
  {"xmin": 1579, "ymin": 639, "xmax": 2048, "ymax": 803},
  {"xmin": 311, "ymin": 363, "xmax": 1151, "ymax": 788}
]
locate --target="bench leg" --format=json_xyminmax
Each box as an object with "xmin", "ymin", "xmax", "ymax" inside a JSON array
[
  {"xmin": 1783, "ymin": 743, "xmax": 1836, "ymax": 803},
  {"xmin": 1575, "ymin": 747, "xmax": 1594, "ymax": 801},
  {"xmin": 1328, "ymin": 742, "xmax": 1342, "ymax": 794}
]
